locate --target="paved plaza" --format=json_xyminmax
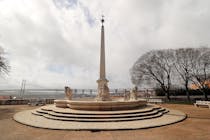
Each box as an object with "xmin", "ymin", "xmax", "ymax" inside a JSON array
[{"xmin": 0, "ymin": 104, "xmax": 210, "ymax": 140}]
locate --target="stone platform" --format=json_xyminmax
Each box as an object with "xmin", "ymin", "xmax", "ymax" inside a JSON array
[
  {"xmin": 13, "ymin": 104, "xmax": 187, "ymax": 130},
  {"xmin": 54, "ymin": 99, "xmax": 147, "ymax": 111}
]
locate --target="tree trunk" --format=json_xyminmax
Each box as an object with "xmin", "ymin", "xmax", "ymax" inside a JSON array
[
  {"xmin": 165, "ymin": 90, "xmax": 171, "ymax": 101},
  {"xmin": 186, "ymin": 89, "xmax": 190, "ymax": 102},
  {"xmin": 161, "ymin": 84, "xmax": 171, "ymax": 101},
  {"xmin": 204, "ymin": 89, "xmax": 208, "ymax": 101},
  {"xmin": 167, "ymin": 92, "xmax": 171, "ymax": 101},
  {"xmin": 185, "ymin": 81, "xmax": 191, "ymax": 102},
  {"xmin": 204, "ymin": 93, "xmax": 208, "ymax": 101}
]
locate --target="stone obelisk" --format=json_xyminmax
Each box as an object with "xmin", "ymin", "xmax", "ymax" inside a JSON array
[{"xmin": 96, "ymin": 16, "xmax": 111, "ymax": 101}]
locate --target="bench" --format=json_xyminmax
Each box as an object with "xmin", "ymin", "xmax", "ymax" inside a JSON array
[
  {"xmin": 194, "ymin": 100, "xmax": 210, "ymax": 108},
  {"xmin": 147, "ymin": 98, "xmax": 163, "ymax": 104}
]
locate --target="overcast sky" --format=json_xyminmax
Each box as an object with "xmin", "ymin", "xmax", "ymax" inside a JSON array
[{"xmin": 0, "ymin": 0, "xmax": 210, "ymax": 89}]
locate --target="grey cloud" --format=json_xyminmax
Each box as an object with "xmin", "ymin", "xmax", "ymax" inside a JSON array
[
  {"xmin": 53, "ymin": 0, "xmax": 78, "ymax": 9},
  {"xmin": 0, "ymin": 0, "xmax": 210, "ymax": 89}
]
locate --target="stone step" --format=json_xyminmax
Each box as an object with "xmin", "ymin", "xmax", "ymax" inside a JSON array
[
  {"xmin": 32, "ymin": 108, "xmax": 168, "ymax": 122},
  {"xmin": 43, "ymin": 108, "xmax": 166, "ymax": 119},
  {"xmin": 40, "ymin": 105, "xmax": 161, "ymax": 115},
  {"xmin": 36, "ymin": 109, "xmax": 49, "ymax": 114},
  {"xmin": 31, "ymin": 110, "xmax": 43, "ymax": 116},
  {"xmin": 35, "ymin": 106, "xmax": 165, "ymax": 117},
  {"xmin": 31, "ymin": 105, "xmax": 170, "ymax": 122},
  {"xmin": 41, "ymin": 111, "xmax": 165, "ymax": 122}
]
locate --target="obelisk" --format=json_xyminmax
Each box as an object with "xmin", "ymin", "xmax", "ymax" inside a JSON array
[{"xmin": 96, "ymin": 16, "xmax": 111, "ymax": 101}]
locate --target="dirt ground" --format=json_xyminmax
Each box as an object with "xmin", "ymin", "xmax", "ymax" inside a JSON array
[{"xmin": 0, "ymin": 104, "xmax": 210, "ymax": 140}]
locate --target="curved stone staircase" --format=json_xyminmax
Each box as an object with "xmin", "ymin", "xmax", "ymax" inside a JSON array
[{"xmin": 31, "ymin": 105, "xmax": 169, "ymax": 122}]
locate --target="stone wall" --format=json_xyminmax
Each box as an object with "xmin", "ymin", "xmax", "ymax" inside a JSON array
[
  {"xmin": 0, "ymin": 99, "xmax": 29, "ymax": 105},
  {"xmin": 0, "ymin": 99, "xmax": 55, "ymax": 105}
]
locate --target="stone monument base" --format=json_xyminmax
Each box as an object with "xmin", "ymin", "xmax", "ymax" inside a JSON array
[
  {"xmin": 54, "ymin": 99, "xmax": 147, "ymax": 111},
  {"xmin": 13, "ymin": 104, "xmax": 187, "ymax": 130}
]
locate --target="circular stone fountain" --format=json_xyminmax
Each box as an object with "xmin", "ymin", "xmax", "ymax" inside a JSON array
[
  {"xmin": 14, "ymin": 102, "xmax": 186, "ymax": 130},
  {"xmin": 13, "ymin": 16, "xmax": 186, "ymax": 130},
  {"xmin": 54, "ymin": 99, "xmax": 147, "ymax": 111}
]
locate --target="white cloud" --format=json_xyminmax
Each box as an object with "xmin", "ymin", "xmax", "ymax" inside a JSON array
[{"xmin": 0, "ymin": 0, "xmax": 210, "ymax": 89}]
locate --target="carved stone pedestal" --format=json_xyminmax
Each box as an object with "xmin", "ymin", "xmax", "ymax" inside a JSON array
[{"xmin": 95, "ymin": 79, "xmax": 111, "ymax": 101}]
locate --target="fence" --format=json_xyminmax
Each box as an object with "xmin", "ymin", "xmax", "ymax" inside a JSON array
[
  {"xmin": 0, "ymin": 88, "xmax": 136, "ymax": 99},
  {"xmin": 1, "ymin": 88, "xmax": 207, "ymax": 103}
]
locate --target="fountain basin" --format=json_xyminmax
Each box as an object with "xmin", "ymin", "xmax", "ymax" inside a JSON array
[{"xmin": 54, "ymin": 99, "xmax": 147, "ymax": 111}]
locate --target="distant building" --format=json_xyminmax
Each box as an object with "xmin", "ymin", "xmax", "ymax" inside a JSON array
[
  {"xmin": 0, "ymin": 95, "xmax": 11, "ymax": 100},
  {"xmin": 190, "ymin": 74, "xmax": 210, "ymax": 90},
  {"xmin": 190, "ymin": 80, "xmax": 210, "ymax": 90}
]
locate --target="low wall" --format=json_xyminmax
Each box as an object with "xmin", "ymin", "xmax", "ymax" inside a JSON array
[
  {"xmin": 45, "ymin": 99, "xmax": 55, "ymax": 104},
  {"xmin": 0, "ymin": 99, "xmax": 55, "ymax": 105},
  {"xmin": 0, "ymin": 99, "xmax": 29, "ymax": 105}
]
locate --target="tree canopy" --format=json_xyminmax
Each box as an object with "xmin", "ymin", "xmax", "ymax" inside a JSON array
[
  {"xmin": 130, "ymin": 47, "xmax": 210, "ymax": 100},
  {"xmin": 0, "ymin": 47, "xmax": 10, "ymax": 75}
]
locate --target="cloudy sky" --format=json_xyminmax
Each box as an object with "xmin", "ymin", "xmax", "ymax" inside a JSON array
[{"xmin": 0, "ymin": 0, "xmax": 210, "ymax": 89}]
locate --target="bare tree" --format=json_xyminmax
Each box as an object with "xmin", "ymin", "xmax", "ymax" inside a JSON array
[
  {"xmin": 191, "ymin": 48, "xmax": 210, "ymax": 100},
  {"xmin": 131, "ymin": 49, "xmax": 175, "ymax": 100},
  {"xmin": 174, "ymin": 48, "xmax": 200, "ymax": 102},
  {"xmin": 131, "ymin": 47, "xmax": 210, "ymax": 101},
  {"xmin": 0, "ymin": 47, "xmax": 9, "ymax": 75}
]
